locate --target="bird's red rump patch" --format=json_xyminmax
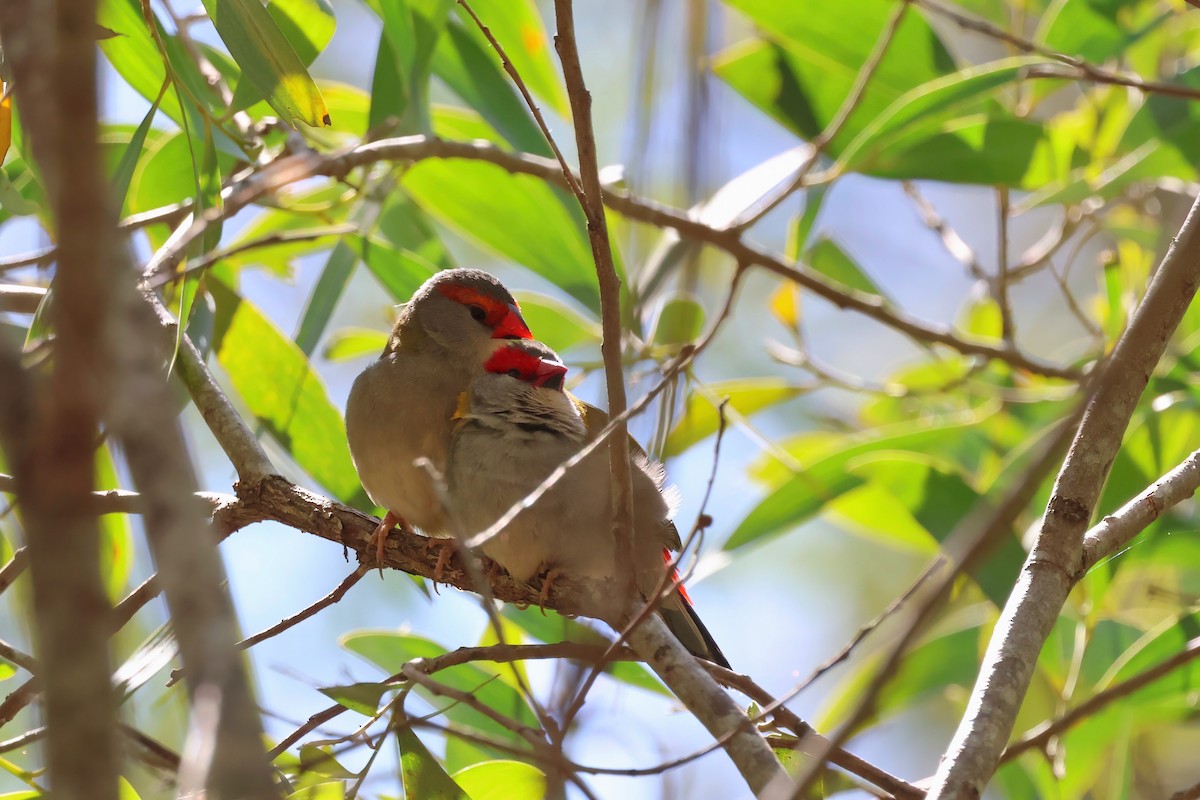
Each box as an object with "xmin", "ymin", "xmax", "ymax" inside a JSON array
[
  {"xmin": 663, "ymin": 549, "xmax": 692, "ymax": 605},
  {"xmin": 438, "ymin": 284, "xmax": 532, "ymax": 339},
  {"xmin": 484, "ymin": 346, "xmax": 567, "ymax": 387}
]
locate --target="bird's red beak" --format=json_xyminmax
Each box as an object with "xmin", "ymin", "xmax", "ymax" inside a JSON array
[
  {"xmin": 531, "ymin": 359, "xmax": 568, "ymax": 390},
  {"xmin": 492, "ymin": 303, "xmax": 533, "ymax": 340}
]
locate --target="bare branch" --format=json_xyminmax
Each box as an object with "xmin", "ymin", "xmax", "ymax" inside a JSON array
[
  {"xmin": 0, "ymin": 284, "xmax": 45, "ymax": 314},
  {"xmin": 927, "ymin": 191, "xmax": 1200, "ymax": 798},
  {"xmin": 1080, "ymin": 448, "xmax": 1200, "ymax": 572},
  {"xmin": 322, "ymin": 137, "xmax": 1083, "ymax": 380},
  {"xmin": 552, "ymin": 0, "xmax": 638, "ymax": 604}
]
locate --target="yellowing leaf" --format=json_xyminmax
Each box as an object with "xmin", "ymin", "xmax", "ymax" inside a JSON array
[
  {"xmin": 770, "ymin": 281, "xmax": 801, "ymax": 329},
  {"xmin": 201, "ymin": 0, "xmax": 330, "ymax": 127}
]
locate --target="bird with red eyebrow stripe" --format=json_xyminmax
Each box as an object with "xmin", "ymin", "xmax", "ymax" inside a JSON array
[
  {"xmin": 446, "ymin": 340, "xmax": 729, "ymax": 668},
  {"xmin": 346, "ymin": 269, "xmax": 533, "ymax": 572}
]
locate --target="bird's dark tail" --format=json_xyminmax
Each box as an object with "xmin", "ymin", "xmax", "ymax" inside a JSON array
[{"xmin": 658, "ymin": 591, "xmax": 730, "ymax": 669}]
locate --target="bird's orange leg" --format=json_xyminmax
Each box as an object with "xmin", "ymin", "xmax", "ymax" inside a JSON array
[{"xmin": 370, "ymin": 511, "xmax": 406, "ymax": 577}]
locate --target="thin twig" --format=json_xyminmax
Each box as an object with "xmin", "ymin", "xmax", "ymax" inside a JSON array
[
  {"xmin": 322, "ymin": 137, "xmax": 1083, "ymax": 381},
  {"xmin": 1001, "ymin": 636, "xmax": 1200, "ymax": 763},
  {"xmin": 735, "ymin": 0, "xmax": 910, "ymax": 229},
  {"xmin": 915, "ymin": 0, "xmax": 1200, "ymax": 101},
  {"xmin": 456, "ymin": 0, "xmax": 583, "ymax": 201}
]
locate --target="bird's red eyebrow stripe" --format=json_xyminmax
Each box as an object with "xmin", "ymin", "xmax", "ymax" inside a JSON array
[{"xmin": 437, "ymin": 284, "xmax": 511, "ymax": 326}]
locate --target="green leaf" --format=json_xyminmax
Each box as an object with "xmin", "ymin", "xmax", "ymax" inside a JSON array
[
  {"xmin": 452, "ymin": 0, "xmax": 566, "ymax": 116},
  {"xmin": 283, "ymin": 782, "xmax": 345, "ymax": 800},
  {"xmin": 298, "ymin": 745, "xmax": 357, "ymax": 779},
  {"xmin": 110, "ymin": 81, "xmax": 168, "ymax": 210},
  {"xmin": 397, "ymin": 723, "xmax": 470, "ymax": 800},
  {"xmin": 1037, "ymin": 0, "xmax": 1164, "ymax": 64},
  {"xmin": 0, "ymin": 662, "xmax": 16, "ymax": 682},
  {"xmin": 97, "ymin": 0, "xmax": 183, "ymax": 123},
  {"xmin": 838, "ymin": 57, "xmax": 1050, "ymax": 173},
  {"xmin": 126, "ymin": 130, "xmax": 195, "ymax": 215},
  {"xmin": 403, "ymin": 160, "xmax": 598, "ymax": 310},
  {"xmin": 95, "ymin": 443, "xmax": 134, "ymax": 603},
  {"xmin": 715, "ymin": 0, "xmax": 955, "ymax": 151},
  {"xmin": 805, "ymin": 237, "xmax": 884, "ymax": 298},
  {"xmin": 200, "ymin": 0, "xmax": 330, "ymax": 127},
  {"xmin": 666, "ymin": 379, "xmax": 806, "ymax": 457},
  {"xmin": 431, "ymin": 22, "xmax": 551, "ymax": 154},
  {"xmin": 453, "ymin": 761, "xmax": 546, "ymax": 800},
  {"xmin": 349, "ymin": 235, "xmax": 439, "ymax": 303},
  {"xmin": 352, "ymin": 190, "xmax": 453, "ymax": 302},
  {"xmin": 342, "ymin": 631, "xmax": 540, "ymax": 752},
  {"xmin": 861, "ymin": 114, "xmax": 1062, "ymax": 188},
  {"xmin": 294, "ymin": 175, "xmax": 393, "ymax": 356},
  {"xmin": 500, "ymin": 606, "xmax": 670, "ymax": 697},
  {"xmin": 511, "ymin": 292, "xmax": 599, "ymax": 353},
  {"xmin": 367, "ymin": 0, "xmax": 456, "ymax": 134},
  {"xmin": 816, "ymin": 627, "xmax": 982, "ymax": 731},
  {"xmin": 317, "ymin": 681, "xmax": 394, "ymax": 716},
  {"xmin": 208, "ymin": 279, "xmax": 369, "ymax": 506},
  {"xmin": 838, "ymin": 454, "xmax": 1025, "ymax": 606},
  {"xmin": 229, "ymin": 0, "xmax": 336, "ymax": 111},
  {"xmin": 731, "ymin": 416, "xmax": 986, "ymax": 550},
  {"xmin": 324, "ymin": 328, "xmax": 389, "ymax": 362},
  {"xmin": 652, "ymin": 295, "xmax": 705, "ymax": 346},
  {"xmin": 267, "ymin": 0, "xmax": 335, "ymax": 65}
]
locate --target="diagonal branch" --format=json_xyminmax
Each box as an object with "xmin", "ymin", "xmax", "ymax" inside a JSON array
[{"xmin": 926, "ymin": 191, "xmax": 1200, "ymax": 798}]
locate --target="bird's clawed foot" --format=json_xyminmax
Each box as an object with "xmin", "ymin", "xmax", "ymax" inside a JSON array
[
  {"xmin": 370, "ymin": 511, "xmax": 409, "ymax": 578},
  {"xmin": 536, "ymin": 566, "xmax": 564, "ymax": 615},
  {"xmin": 424, "ymin": 537, "xmax": 459, "ymax": 594}
]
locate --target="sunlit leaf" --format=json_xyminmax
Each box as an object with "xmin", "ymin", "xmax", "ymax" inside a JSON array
[
  {"xmin": 652, "ymin": 294, "xmax": 705, "ymax": 346},
  {"xmin": 398, "ymin": 723, "xmax": 470, "ymax": 800},
  {"xmin": 452, "ymin": 0, "xmax": 566, "ymax": 115},
  {"xmin": 298, "ymin": 745, "xmax": 357, "ymax": 780},
  {"xmin": 733, "ymin": 416, "xmax": 988, "ymax": 549},
  {"xmin": 431, "ymin": 22, "xmax": 550, "ymax": 153},
  {"xmin": 201, "ymin": 0, "xmax": 330, "ymax": 127},
  {"xmin": 95, "ymin": 444, "xmax": 133, "ymax": 603},
  {"xmin": 342, "ymin": 631, "xmax": 539, "ymax": 753},
  {"xmin": 324, "ymin": 328, "xmax": 389, "ymax": 362},
  {"xmin": 209, "ymin": 280, "xmax": 368, "ymax": 506},
  {"xmin": 500, "ymin": 606, "xmax": 670, "ymax": 697},
  {"xmin": 317, "ymin": 681, "xmax": 394, "ymax": 716},
  {"xmin": 716, "ymin": 0, "xmax": 955, "ymax": 152},
  {"xmin": 453, "ymin": 760, "xmax": 546, "ymax": 800},
  {"xmin": 667, "ymin": 379, "xmax": 806, "ymax": 457},
  {"xmin": 403, "ymin": 159, "xmax": 598, "ymax": 310},
  {"xmin": 511, "ymin": 292, "xmax": 599, "ymax": 353},
  {"xmin": 806, "ymin": 237, "xmax": 884, "ymax": 298},
  {"xmin": 283, "ymin": 782, "xmax": 345, "ymax": 800}
]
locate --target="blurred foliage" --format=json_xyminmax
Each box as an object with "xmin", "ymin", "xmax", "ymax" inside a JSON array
[{"xmin": 3, "ymin": 0, "xmax": 1200, "ymax": 797}]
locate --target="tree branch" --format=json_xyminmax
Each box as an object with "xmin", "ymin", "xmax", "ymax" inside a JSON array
[
  {"xmin": 319, "ymin": 137, "xmax": 1082, "ymax": 380},
  {"xmin": 0, "ymin": 2, "xmax": 121, "ymax": 796},
  {"xmin": 927, "ymin": 191, "xmax": 1200, "ymax": 798}
]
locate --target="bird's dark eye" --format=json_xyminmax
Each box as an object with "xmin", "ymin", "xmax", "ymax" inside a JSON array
[
  {"xmin": 468, "ymin": 304, "xmax": 487, "ymax": 322},
  {"xmin": 506, "ymin": 368, "xmax": 522, "ymax": 379}
]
